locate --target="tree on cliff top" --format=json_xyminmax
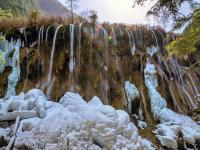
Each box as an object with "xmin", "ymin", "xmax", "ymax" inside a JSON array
[
  {"xmin": 133, "ymin": 0, "xmax": 200, "ymax": 56},
  {"xmin": 65, "ymin": 0, "xmax": 78, "ymax": 23}
]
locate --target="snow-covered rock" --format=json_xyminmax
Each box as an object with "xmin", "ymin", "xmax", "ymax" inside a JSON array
[
  {"xmin": 144, "ymin": 62, "xmax": 200, "ymax": 149},
  {"xmin": 0, "ymin": 89, "xmax": 155, "ymax": 149}
]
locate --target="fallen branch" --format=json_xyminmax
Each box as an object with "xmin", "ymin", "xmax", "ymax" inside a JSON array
[
  {"xmin": 6, "ymin": 116, "xmax": 20, "ymax": 150},
  {"xmin": 0, "ymin": 111, "xmax": 38, "ymax": 121}
]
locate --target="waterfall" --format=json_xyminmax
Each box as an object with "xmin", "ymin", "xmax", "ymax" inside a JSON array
[
  {"xmin": 90, "ymin": 26, "xmax": 94, "ymax": 42},
  {"xmin": 126, "ymin": 30, "xmax": 131, "ymax": 48},
  {"xmin": 76, "ymin": 23, "xmax": 82, "ymax": 77},
  {"xmin": 78, "ymin": 24, "xmax": 82, "ymax": 51},
  {"xmin": 99, "ymin": 27, "xmax": 108, "ymax": 47},
  {"xmin": 46, "ymin": 25, "xmax": 63, "ymax": 98},
  {"xmin": 130, "ymin": 31, "xmax": 136, "ymax": 55},
  {"xmin": 151, "ymin": 29, "xmax": 158, "ymax": 47},
  {"xmin": 38, "ymin": 26, "xmax": 44, "ymax": 51},
  {"xmin": 45, "ymin": 26, "xmax": 51, "ymax": 45},
  {"xmin": 23, "ymin": 48, "xmax": 29, "ymax": 91},
  {"xmin": 111, "ymin": 28, "xmax": 117, "ymax": 46},
  {"xmin": 69, "ymin": 24, "xmax": 75, "ymax": 73},
  {"xmin": 147, "ymin": 29, "xmax": 159, "ymax": 57},
  {"xmin": 158, "ymin": 31, "xmax": 165, "ymax": 49},
  {"xmin": 23, "ymin": 28, "xmax": 27, "ymax": 46},
  {"xmin": 37, "ymin": 26, "xmax": 44, "ymax": 79}
]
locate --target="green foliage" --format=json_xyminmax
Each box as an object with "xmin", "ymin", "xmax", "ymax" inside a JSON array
[
  {"xmin": 0, "ymin": 35, "xmax": 5, "ymax": 41},
  {"xmin": 0, "ymin": 35, "xmax": 6, "ymax": 66},
  {"xmin": 0, "ymin": 51, "xmax": 5, "ymax": 66},
  {"xmin": 0, "ymin": 0, "xmax": 38, "ymax": 17},
  {"xmin": 133, "ymin": 0, "xmax": 199, "ymax": 24},
  {"xmin": 0, "ymin": 8, "xmax": 12, "ymax": 19},
  {"xmin": 166, "ymin": 8, "xmax": 200, "ymax": 56}
]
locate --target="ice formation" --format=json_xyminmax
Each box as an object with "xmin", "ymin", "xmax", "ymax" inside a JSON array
[
  {"xmin": 0, "ymin": 38, "xmax": 20, "ymax": 73},
  {"xmin": 4, "ymin": 39, "xmax": 21, "ymax": 99},
  {"xmin": 124, "ymin": 81, "xmax": 140, "ymax": 115},
  {"xmin": 146, "ymin": 46, "xmax": 158, "ymax": 57},
  {"xmin": 144, "ymin": 62, "xmax": 200, "ymax": 149},
  {"xmin": 0, "ymin": 89, "xmax": 155, "ymax": 149}
]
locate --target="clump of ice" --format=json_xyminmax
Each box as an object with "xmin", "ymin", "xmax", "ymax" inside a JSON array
[
  {"xmin": 144, "ymin": 62, "xmax": 200, "ymax": 149},
  {"xmin": 124, "ymin": 81, "xmax": 140, "ymax": 115},
  {"xmin": 4, "ymin": 39, "xmax": 22, "ymax": 99},
  {"xmin": 146, "ymin": 46, "xmax": 158, "ymax": 57},
  {"xmin": 0, "ymin": 89, "xmax": 155, "ymax": 149}
]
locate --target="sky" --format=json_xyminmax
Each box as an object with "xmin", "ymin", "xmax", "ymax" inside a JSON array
[
  {"xmin": 60, "ymin": 0, "xmax": 192, "ymax": 31},
  {"xmin": 61, "ymin": 0, "xmax": 154, "ymax": 24}
]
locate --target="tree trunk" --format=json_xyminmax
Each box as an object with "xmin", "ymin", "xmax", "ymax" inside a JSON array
[{"xmin": 71, "ymin": 0, "xmax": 74, "ymax": 24}]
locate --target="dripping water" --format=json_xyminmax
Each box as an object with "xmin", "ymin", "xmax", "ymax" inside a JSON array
[
  {"xmin": 37, "ymin": 26, "xmax": 44, "ymax": 79},
  {"xmin": 46, "ymin": 25, "xmax": 63, "ymax": 98},
  {"xmin": 111, "ymin": 28, "xmax": 117, "ymax": 46},
  {"xmin": 69, "ymin": 24, "xmax": 75, "ymax": 73},
  {"xmin": 23, "ymin": 48, "xmax": 29, "ymax": 91},
  {"xmin": 130, "ymin": 31, "xmax": 136, "ymax": 55}
]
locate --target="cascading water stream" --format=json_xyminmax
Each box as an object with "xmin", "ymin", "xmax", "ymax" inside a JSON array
[
  {"xmin": 68, "ymin": 24, "xmax": 75, "ymax": 91},
  {"xmin": 76, "ymin": 23, "xmax": 82, "ymax": 76},
  {"xmin": 147, "ymin": 29, "xmax": 159, "ymax": 57},
  {"xmin": 111, "ymin": 28, "xmax": 117, "ymax": 46},
  {"xmin": 126, "ymin": 30, "xmax": 132, "ymax": 48},
  {"xmin": 45, "ymin": 26, "xmax": 51, "ymax": 46},
  {"xmin": 130, "ymin": 31, "xmax": 136, "ymax": 55},
  {"xmin": 46, "ymin": 25, "xmax": 63, "ymax": 98},
  {"xmin": 37, "ymin": 26, "xmax": 44, "ymax": 81},
  {"xmin": 78, "ymin": 24, "xmax": 82, "ymax": 51},
  {"xmin": 23, "ymin": 48, "xmax": 29, "ymax": 91},
  {"xmin": 99, "ymin": 27, "xmax": 109, "ymax": 104},
  {"xmin": 69, "ymin": 24, "xmax": 75, "ymax": 73}
]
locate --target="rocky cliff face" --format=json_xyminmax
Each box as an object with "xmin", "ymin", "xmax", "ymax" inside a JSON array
[
  {"xmin": 0, "ymin": 23, "xmax": 200, "ymax": 149},
  {"xmin": 1, "ymin": 24, "xmax": 199, "ymax": 114}
]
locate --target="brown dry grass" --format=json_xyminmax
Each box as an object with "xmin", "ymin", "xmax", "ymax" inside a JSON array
[{"xmin": 0, "ymin": 15, "xmax": 82, "ymax": 32}]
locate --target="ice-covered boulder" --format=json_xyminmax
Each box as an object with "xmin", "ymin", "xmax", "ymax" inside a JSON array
[
  {"xmin": 0, "ymin": 89, "xmax": 155, "ymax": 149},
  {"xmin": 0, "ymin": 89, "xmax": 47, "ymax": 122}
]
